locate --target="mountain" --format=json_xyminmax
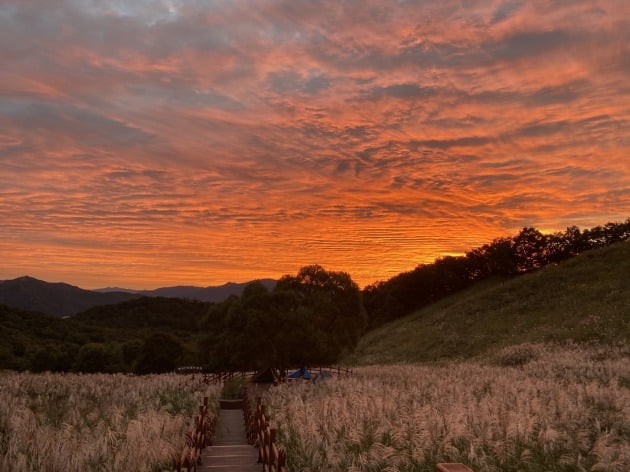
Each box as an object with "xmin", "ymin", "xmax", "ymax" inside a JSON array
[
  {"xmin": 346, "ymin": 241, "xmax": 630, "ymax": 365},
  {"xmin": 95, "ymin": 279, "xmax": 277, "ymax": 302},
  {"xmin": 0, "ymin": 276, "xmax": 140, "ymax": 317},
  {"xmin": 92, "ymin": 287, "xmax": 141, "ymax": 294},
  {"xmin": 0, "ymin": 276, "xmax": 277, "ymax": 317}
]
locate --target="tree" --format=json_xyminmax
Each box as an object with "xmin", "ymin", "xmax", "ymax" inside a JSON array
[
  {"xmin": 29, "ymin": 345, "xmax": 60, "ymax": 372},
  {"xmin": 199, "ymin": 269, "xmax": 365, "ymax": 370},
  {"xmin": 135, "ymin": 334, "xmax": 183, "ymax": 374},
  {"xmin": 74, "ymin": 343, "xmax": 107, "ymax": 373},
  {"xmin": 512, "ymin": 227, "xmax": 549, "ymax": 272},
  {"xmin": 275, "ymin": 265, "xmax": 366, "ymax": 361}
]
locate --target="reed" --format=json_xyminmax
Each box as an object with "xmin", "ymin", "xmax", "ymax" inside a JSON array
[
  {"xmin": 265, "ymin": 344, "xmax": 629, "ymax": 471},
  {"xmin": 0, "ymin": 372, "xmax": 221, "ymax": 471}
]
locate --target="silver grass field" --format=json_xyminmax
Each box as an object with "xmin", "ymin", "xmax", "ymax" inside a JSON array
[
  {"xmin": 265, "ymin": 345, "xmax": 629, "ymax": 472},
  {"xmin": 1, "ymin": 345, "xmax": 628, "ymax": 471},
  {"xmin": 0, "ymin": 373, "xmax": 220, "ymax": 471}
]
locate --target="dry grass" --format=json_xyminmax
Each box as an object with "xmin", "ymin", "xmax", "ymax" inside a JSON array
[
  {"xmin": 0, "ymin": 373, "xmax": 221, "ymax": 471},
  {"xmin": 266, "ymin": 344, "xmax": 630, "ymax": 471}
]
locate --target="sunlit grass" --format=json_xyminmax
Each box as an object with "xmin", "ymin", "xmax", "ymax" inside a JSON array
[
  {"xmin": 266, "ymin": 345, "xmax": 630, "ymax": 471},
  {"xmin": 0, "ymin": 373, "xmax": 221, "ymax": 471}
]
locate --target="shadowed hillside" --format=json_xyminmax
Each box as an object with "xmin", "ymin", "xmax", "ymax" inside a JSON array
[
  {"xmin": 0, "ymin": 296, "xmax": 209, "ymax": 372},
  {"xmin": 0, "ymin": 276, "xmax": 139, "ymax": 316},
  {"xmin": 72, "ymin": 296, "xmax": 209, "ymax": 332},
  {"xmin": 346, "ymin": 241, "xmax": 630, "ymax": 365}
]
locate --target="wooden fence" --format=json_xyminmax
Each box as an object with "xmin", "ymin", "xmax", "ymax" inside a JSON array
[
  {"xmin": 173, "ymin": 396, "xmax": 215, "ymax": 472},
  {"xmin": 197, "ymin": 366, "xmax": 353, "ymax": 385},
  {"xmin": 201, "ymin": 370, "xmax": 255, "ymax": 385},
  {"xmin": 243, "ymin": 387, "xmax": 286, "ymax": 472}
]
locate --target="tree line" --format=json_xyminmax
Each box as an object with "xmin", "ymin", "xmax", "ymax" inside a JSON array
[
  {"xmin": 1, "ymin": 218, "xmax": 628, "ymax": 373},
  {"xmin": 363, "ymin": 219, "xmax": 630, "ymax": 328}
]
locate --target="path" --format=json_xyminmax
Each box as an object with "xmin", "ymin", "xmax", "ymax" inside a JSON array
[{"xmin": 199, "ymin": 408, "xmax": 260, "ymax": 471}]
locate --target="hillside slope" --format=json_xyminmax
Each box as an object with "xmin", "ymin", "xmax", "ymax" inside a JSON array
[
  {"xmin": 72, "ymin": 296, "xmax": 209, "ymax": 332},
  {"xmin": 347, "ymin": 241, "xmax": 630, "ymax": 365}
]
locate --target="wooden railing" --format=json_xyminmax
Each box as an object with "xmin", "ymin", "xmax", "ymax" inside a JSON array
[
  {"xmin": 173, "ymin": 396, "xmax": 215, "ymax": 472},
  {"xmin": 307, "ymin": 365, "xmax": 353, "ymax": 376},
  {"xmin": 201, "ymin": 371, "xmax": 255, "ymax": 385},
  {"xmin": 243, "ymin": 388, "xmax": 286, "ymax": 472},
  {"xmin": 185, "ymin": 378, "xmax": 472, "ymax": 472},
  {"xmin": 196, "ymin": 366, "xmax": 353, "ymax": 385}
]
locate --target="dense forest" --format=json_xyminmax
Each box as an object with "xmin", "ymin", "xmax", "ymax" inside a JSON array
[{"xmin": 1, "ymin": 218, "xmax": 628, "ymax": 373}]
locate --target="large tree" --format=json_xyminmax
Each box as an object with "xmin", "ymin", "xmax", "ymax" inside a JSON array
[
  {"xmin": 200, "ymin": 267, "xmax": 365, "ymax": 370},
  {"xmin": 275, "ymin": 265, "xmax": 366, "ymax": 362}
]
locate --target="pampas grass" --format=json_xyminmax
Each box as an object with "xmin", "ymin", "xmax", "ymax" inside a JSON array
[
  {"xmin": 0, "ymin": 373, "xmax": 221, "ymax": 471},
  {"xmin": 265, "ymin": 344, "xmax": 629, "ymax": 471}
]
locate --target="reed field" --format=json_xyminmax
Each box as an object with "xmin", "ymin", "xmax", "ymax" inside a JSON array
[
  {"xmin": 266, "ymin": 344, "xmax": 630, "ymax": 472},
  {"xmin": 0, "ymin": 372, "xmax": 220, "ymax": 471}
]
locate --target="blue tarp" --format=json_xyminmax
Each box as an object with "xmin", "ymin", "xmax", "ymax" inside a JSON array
[{"xmin": 287, "ymin": 368, "xmax": 312, "ymax": 379}]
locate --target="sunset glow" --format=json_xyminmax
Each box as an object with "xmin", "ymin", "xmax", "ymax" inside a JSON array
[{"xmin": 1, "ymin": 0, "xmax": 628, "ymax": 289}]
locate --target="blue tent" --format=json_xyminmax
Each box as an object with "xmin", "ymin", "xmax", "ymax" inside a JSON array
[{"xmin": 287, "ymin": 368, "xmax": 312, "ymax": 380}]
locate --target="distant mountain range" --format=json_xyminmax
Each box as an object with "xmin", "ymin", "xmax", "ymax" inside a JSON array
[
  {"xmin": 0, "ymin": 276, "xmax": 275, "ymax": 317},
  {"xmin": 94, "ymin": 280, "xmax": 276, "ymax": 303}
]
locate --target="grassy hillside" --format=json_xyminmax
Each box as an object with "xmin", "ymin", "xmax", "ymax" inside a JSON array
[{"xmin": 347, "ymin": 241, "xmax": 630, "ymax": 364}]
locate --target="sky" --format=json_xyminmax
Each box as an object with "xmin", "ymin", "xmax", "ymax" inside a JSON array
[{"xmin": 0, "ymin": 0, "xmax": 628, "ymax": 289}]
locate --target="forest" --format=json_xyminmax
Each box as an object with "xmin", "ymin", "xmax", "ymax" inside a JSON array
[{"xmin": 1, "ymin": 218, "xmax": 629, "ymax": 373}]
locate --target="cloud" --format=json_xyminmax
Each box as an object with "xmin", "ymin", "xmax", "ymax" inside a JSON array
[{"xmin": 0, "ymin": 0, "xmax": 628, "ymax": 288}]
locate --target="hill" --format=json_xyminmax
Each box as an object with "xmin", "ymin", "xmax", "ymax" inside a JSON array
[
  {"xmin": 0, "ymin": 295, "xmax": 211, "ymax": 372},
  {"xmin": 0, "ymin": 303, "xmax": 124, "ymax": 370},
  {"xmin": 346, "ymin": 241, "xmax": 630, "ymax": 365},
  {"xmin": 134, "ymin": 279, "xmax": 277, "ymax": 302},
  {"xmin": 0, "ymin": 276, "xmax": 139, "ymax": 317},
  {"xmin": 72, "ymin": 296, "xmax": 210, "ymax": 332},
  {"xmin": 0, "ymin": 276, "xmax": 276, "ymax": 317}
]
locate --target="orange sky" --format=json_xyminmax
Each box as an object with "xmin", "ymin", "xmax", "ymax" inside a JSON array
[{"xmin": 0, "ymin": 0, "xmax": 628, "ymax": 289}]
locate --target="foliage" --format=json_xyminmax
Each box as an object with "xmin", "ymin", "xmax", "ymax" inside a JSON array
[
  {"xmin": 74, "ymin": 296, "xmax": 209, "ymax": 331},
  {"xmin": 0, "ymin": 297, "xmax": 208, "ymax": 373},
  {"xmin": 221, "ymin": 376, "xmax": 248, "ymax": 399},
  {"xmin": 134, "ymin": 333, "xmax": 184, "ymax": 374},
  {"xmin": 73, "ymin": 343, "xmax": 108, "ymax": 373},
  {"xmin": 364, "ymin": 218, "xmax": 630, "ymax": 328},
  {"xmin": 348, "ymin": 240, "xmax": 630, "ymax": 365},
  {"xmin": 1, "ymin": 218, "xmax": 628, "ymax": 374},
  {"xmin": 0, "ymin": 373, "xmax": 221, "ymax": 471},
  {"xmin": 266, "ymin": 345, "xmax": 630, "ymax": 471},
  {"xmin": 200, "ymin": 266, "xmax": 365, "ymax": 370}
]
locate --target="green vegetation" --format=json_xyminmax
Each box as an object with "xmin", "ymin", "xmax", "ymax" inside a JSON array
[
  {"xmin": 200, "ymin": 265, "xmax": 365, "ymax": 370},
  {"xmin": 0, "ymin": 266, "xmax": 364, "ymax": 373},
  {"xmin": 0, "ymin": 297, "xmax": 209, "ymax": 373},
  {"xmin": 1, "ymin": 219, "xmax": 628, "ymax": 374},
  {"xmin": 364, "ymin": 219, "xmax": 630, "ymax": 328},
  {"xmin": 347, "ymin": 241, "xmax": 630, "ymax": 364},
  {"xmin": 221, "ymin": 376, "xmax": 248, "ymax": 399}
]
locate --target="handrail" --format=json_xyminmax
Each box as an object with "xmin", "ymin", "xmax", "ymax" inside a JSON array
[
  {"xmin": 242, "ymin": 387, "xmax": 286, "ymax": 472},
  {"xmin": 172, "ymin": 396, "xmax": 215, "ymax": 472}
]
